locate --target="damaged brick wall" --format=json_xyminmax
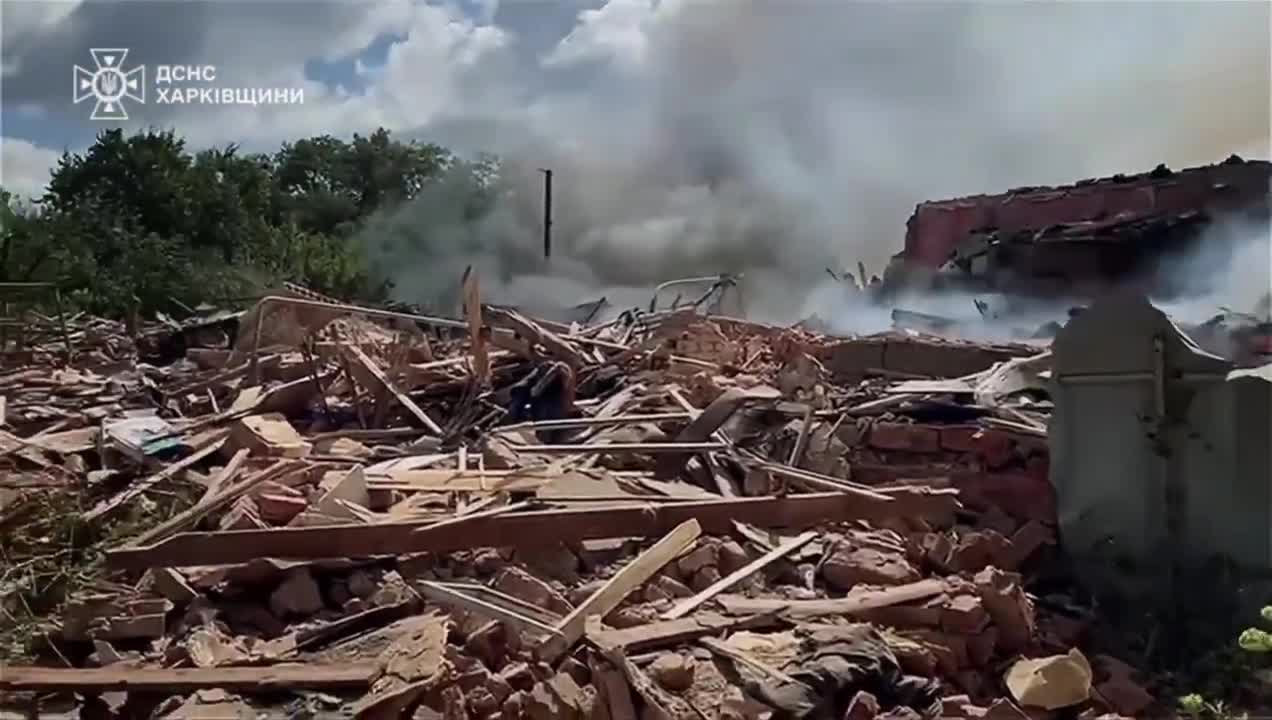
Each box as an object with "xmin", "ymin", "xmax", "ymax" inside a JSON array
[
  {"xmin": 657, "ymin": 312, "xmax": 1032, "ymax": 382},
  {"xmin": 900, "ymin": 157, "xmax": 1272, "ymax": 268}
]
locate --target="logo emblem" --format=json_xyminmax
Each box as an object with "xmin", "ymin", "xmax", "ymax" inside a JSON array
[{"xmin": 73, "ymin": 49, "xmax": 145, "ymax": 120}]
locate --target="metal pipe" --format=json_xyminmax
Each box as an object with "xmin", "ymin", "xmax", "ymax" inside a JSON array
[
  {"xmin": 648, "ymin": 275, "xmax": 731, "ymax": 313},
  {"xmin": 540, "ymin": 168, "xmax": 553, "ymax": 259}
]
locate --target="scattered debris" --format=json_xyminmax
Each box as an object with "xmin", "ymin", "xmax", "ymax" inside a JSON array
[{"xmin": 0, "ymin": 277, "xmax": 1259, "ymax": 718}]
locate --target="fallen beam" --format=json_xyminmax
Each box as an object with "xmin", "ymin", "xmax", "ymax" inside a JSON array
[
  {"xmin": 106, "ymin": 488, "xmax": 959, "ymax": 570},
  {"xmin": 0, "ymin": 663, "xmax": 378, "ymax": 693},
  {"xmin": 661, "ymin": 531, "xmax": 817, "ymax": 620},
  {"xmin": 345, "ymin": 345, "xmax": 443, "ymax": 435},
  {"xmin": 587, "ymin": 612, "xmax": 783, "ymax": 654},
  {"xmin": 539, "ymin": 519, "xmax": 701, "ymax": 662},
  {"xmin": 715, "ymin": 578, "xmax": 948, "ymax": 619}
]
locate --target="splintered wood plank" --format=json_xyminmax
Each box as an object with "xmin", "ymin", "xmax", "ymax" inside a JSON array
[
  {"xmin": 587, "ymin": 612, "xmax": 784, "ymax": 654},
  {"xmin": 715, "ymin": 578, "xmax": 948, "ymax": 618},
  {"xmin": 366, "ymin": 469, "xmax": 562, "ymax": 493},
  {"xmin": 661, "ymin": 531, "xmax": 818, "ymax": 620},
  {"xmin": 462, "ymin": 268, "xmax": 489, "ymax": 386},
  {"xmin": 123, "ymin": 459, "xmax": 303, "ymax": 548},
  {"xmin": 0, "ymin": 663, "xmax": 377, "ymax": 693},
  {"xmin": 344, "ymin": 345, "xmax": 442, "ymax": 435},
  {"xmin": 82, "ymin": 433, "xmax": 229, "ymax": 522},
  {"xmin": 107, "ymin": 490, "xmax": 959, "ymax": 571},
  {"xmin": 538, "ymin": 519, "xmax": 701, "ymax": 662}
]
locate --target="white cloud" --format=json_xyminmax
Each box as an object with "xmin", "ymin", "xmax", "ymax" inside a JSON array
[
  {"xmin": 542, "ymin": 0, "xmax": 653, "ymax": 72},
  {"xmin": 0, "ymin": 137, "xmax": 60, "ymax": 201}
]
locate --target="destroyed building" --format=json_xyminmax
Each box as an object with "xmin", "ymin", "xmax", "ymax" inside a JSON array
[
  {"xmin": 2, "ymin": 160, "xmax": 1271, "ymax": 719},
  {"xmin": 886, "ymin": 156, "xmax": 1272, "ymax": 298}
]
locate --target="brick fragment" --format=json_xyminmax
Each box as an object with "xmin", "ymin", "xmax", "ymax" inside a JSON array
[
  {"xmin": 254, "ymin": 491, "xmax": 308, "ymax": 525},
  {"xmin": 940, "ymin": 425, "xmax": 982, "ymax": 452},
  {"xmin": 677, "ymin": 541, "xmax": 719, "ymax": 576},
  {"xmin": 718, "ymin": 540, "xmax": 751, "ymax": 575},
  {"xmin": 494, "ymin": 567, "xmax": 573, "ymax": 616},
  {"xmin": 822, "ymin": 544, "xmax": 921, "ymax": 590},
  {"xmin": 650, "ymin": 653, "xmax": 695, "ymax": 691},
  {"xmin": 970, "ymin": 430, "xmax": 1014, "ymax": 468},
  {"xmin": 940, "ymin": 594, "xmax": 990, "ymax": 634},
  {"xmin": 950, "ymin": 530, "xmax": 1013, "ymax": 573},
  {"xmin": 868, "ymin": 422, "xmax": 941, "ymax": 453},
  {"xmin": 268, "ymin": 568, "xmax": 324, "ymax": 618},
  {"xmin": 974, "ymin": 567, "xmax": 1035, "ymax": 653}
]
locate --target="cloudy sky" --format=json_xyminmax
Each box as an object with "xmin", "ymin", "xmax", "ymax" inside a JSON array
[{"xmin": 1, "ymin": 0, "xmax": 1269, "ymax": 318}]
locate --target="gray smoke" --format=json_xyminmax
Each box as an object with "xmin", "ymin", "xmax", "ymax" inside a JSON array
[{"xmin": 356, "ymin": 0, "xmax": 1270, "ymax": 325}]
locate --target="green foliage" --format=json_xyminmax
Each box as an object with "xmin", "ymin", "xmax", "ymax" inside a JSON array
[
  {"xmin": 1, "ymin": 126, "xmax": 461, "ymax": 318},
  {"xmin": 1237, "ymin": 605, "xmax": 1272, "ymax": 653}
]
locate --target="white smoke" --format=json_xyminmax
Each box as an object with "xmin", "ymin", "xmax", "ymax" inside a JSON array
[
  {"xmin": 1152, "ymin": 216, "xmax": 1272, "ymax": 325},
  {"xmin": 357, "ymin": 0, "xmax": 1270, "ymax": 326}
]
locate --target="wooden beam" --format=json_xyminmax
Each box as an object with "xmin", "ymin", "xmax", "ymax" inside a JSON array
[
  {"xmin": 661, "ymin": 531, "xmax": 817, "ymax": 620},
  {"xmin": 344, "ymin": 345, "xmax": 443, "ymax": 435},
  {"xmin": 107, "ymin": 489, "xmax": 959, "ymax": 570},
  {"xmin": 539, "ymin": 519, "xmax": 701, "ymax": 662},
  {"xmin": 199, "ymin": 448, "xmax": 250, "ymax": 504},
  {"xmin": 504, "ymin": 442, "xmax": 727, "ymax": 455},
  {"xmin": 714, "ymin": 578, "xmax": 948, "ymax": 619},
  {"xmin": 462, "ymin": 268, "xmax": 490, "ymax": 386},
  {"xmin": 416, "ymin": 581, "xmax": 563, "ymax": 638},
  {"xmin": 365, "ymin": 469, "xmax": 561, "ymax": 493},
  {"xmin": 123, "ymin": 459, "xmax": 304, "ymax": 548},
  {"xmin": 0, "ymin": 663, "xmax": 377, "ymax": 693},
  {"xmin": 586, "ymin": 612, "xmax": 783, "ymax": 654},
  {"xmin": 82, "ymin": 433, "xmax": 229, "ymax": 522}
]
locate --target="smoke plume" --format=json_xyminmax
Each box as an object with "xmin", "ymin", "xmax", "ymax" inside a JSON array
[{"xmin": 357, "ymin": 0, "xmax": 1271, "ymax": 326}]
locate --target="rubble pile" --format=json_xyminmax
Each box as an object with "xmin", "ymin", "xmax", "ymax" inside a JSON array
[{"xmin": 0, "ymin": 291, "xmax": 1161, "ymax": 719}]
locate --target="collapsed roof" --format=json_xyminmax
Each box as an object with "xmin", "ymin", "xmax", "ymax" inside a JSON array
[{"xmin": 890, "ymin": 156, "xmax": 1271, "ymax": 296}]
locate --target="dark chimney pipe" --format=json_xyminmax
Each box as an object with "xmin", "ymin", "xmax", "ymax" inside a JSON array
[{"xmin": 539, "ymin": 168, "xmax": 553, "ymax": 259}]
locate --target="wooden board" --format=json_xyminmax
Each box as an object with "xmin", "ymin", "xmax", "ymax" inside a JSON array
[
  {"xmin": 366, "ymin": 468, "xmax": 563, "ymax": 493},
  {"xmin": 715, "ymin": 578, "xmax": 948, "ymax": 618},
  {"xmin": 661, "ymin": 531, "xmax": 817, "ymax": 620},
  {"xmin": 107, "ymin": 489, "xmax": 960, "ymax": 570},
  {"xmin": 0, "ymin": 663, "xmax": 377, "ymax": 692},
  {"xmin": 539, "ymin": 519, "xmax": 701, "ymax": 661}
]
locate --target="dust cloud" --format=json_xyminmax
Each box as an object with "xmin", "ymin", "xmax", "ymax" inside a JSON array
[{"xmin": 357, "ymin": 0, "xmax": 1271, "ymax": 329}]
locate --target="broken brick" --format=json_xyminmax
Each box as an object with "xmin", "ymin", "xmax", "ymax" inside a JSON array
[
  {"xmin": 975, "ymin": 567, "xmax": 1035, "ymax": 654},
  {"xmin": 822, "ymin": 544, "xmax": 921, "ymax": 590},
  {"xmin": 691, "ymin": 565, "xmax": 723, "ymax": 592},
  {"xmin": 868, "ymin": 422, "xmax": 941, "ymax": 453},
  {"xmin": 650, "ymin": 653, "xmax": 695, "ymax": 692},
  {"xmin": 717, "ymin": 540, "xmax": 752, "ymax": 575},
  {"xmin": 967, "ymin": 625, "xmax": 999, "ymax": 667},
  {"xmin": 939, "ymin": 425, "xmax": 982, "ymax": 452},
  {"xmin": 254, "ymin": 491, "xmax": 308, "ymax": 525},
  {"xmin": 940, "ymin": 594, "xmax": 990, "ymax": 634},
  {"xmin": 500, "ymin": 662, "xmax": 535, "ymax": 692},
  {"xmin": 650, "ymin": 574, "xmax": 694, "ymax": 599},
  {"xmin": 494, "ymin": 567, "xmax": 573, "ymax": 616},
  {"xmin": 676, "ymin": 541, "xmax": 719, "ymax": 576},
  {"xmin": 1004, "ymin": 521, "xmax": 1056, "ymax": 570},
  {"xmin": 950, "ymin": 530, "xmax": 1013, "ymax": 573},
  {"xmin": 268, "ymin": 568, "xmax": 325, "ymax": 619},
  {"xmin": 970, "ymin": 430, "xmax": 1014, "ymax": 468}
]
